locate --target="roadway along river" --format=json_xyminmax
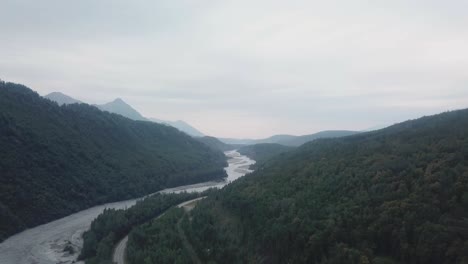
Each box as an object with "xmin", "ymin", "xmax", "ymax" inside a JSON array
[
  {"xmin": 0, "ymin": 150, "xmax": 255, "ymax": 264},
  {"xmin": 113, "ymin": 196, "xmax": 208, "ymax": 264}
]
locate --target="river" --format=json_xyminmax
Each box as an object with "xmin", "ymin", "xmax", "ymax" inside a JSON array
[{"xmin": 0, "ymin": 150, "xmax": 255, "ymax": 264}]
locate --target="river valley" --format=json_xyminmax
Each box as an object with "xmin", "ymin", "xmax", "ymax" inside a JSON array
[{"xmin": 0, "ymin": 150, "xmax": 255, "ymax": 264}]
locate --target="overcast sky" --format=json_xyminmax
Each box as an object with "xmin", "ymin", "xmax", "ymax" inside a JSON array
[{"xmin": 1, "ymin": 0, "xmax": 468, "ymax": 138}]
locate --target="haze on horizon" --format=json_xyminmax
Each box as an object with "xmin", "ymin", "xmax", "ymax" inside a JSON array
[{"xmin": 1, "ymin": 0, "xmax": 467, "ymax": 138}]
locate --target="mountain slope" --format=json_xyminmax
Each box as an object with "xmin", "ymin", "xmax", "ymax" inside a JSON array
[
  {"xmin": 220, "ymin": 130, "xmax": 359, "ymax": 146},
  {"xmin": 195, "ymin": 136, "xmax": 237, "ymax": 152},
  {"xmin": 150, "ymin": 118, "xmax": 205, "ymax": 137},
  {"xmin": 170, "ymin": 120, "xmax": 205, "ymax": 137},
  {"xmin": 278, "ymin": 130, "xmax": 359, "ymax": 146},
  {"xmin": 0, "ymin": 81, "xmax": 227, "ymax": 241},
  {"xmin": 134, "ymin": 108, "xmax": 468, "ymax": 264},
  {"xmin": 257, "ymin": 134, "xmax": 296, "ymax": 144},
  {"xmin": 96, "ymin": 98, "xmax": 148, "ymax": 121},
  {"xmin": 45, "ymin": 92, "xmax": 205, "ymax": 137},
  {"xmin": 44, "ymin": 92, "xmax": 82, "ymax": 105},
  {"xmin": 237, "ymin": 143, "xmax": 294, "ymax": 168}
]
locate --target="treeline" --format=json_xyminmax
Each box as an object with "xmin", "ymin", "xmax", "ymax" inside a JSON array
[
  {"xmin": 0, "ymin": 80, "xmax": 227, "ymax": 241},
  {"xmin": 237, "ymin": 143, "xmax": 294, "ymax": 169},
  {"xmin": 127, "ymin": 207, "xmax": 192, "ymax": 264},
  {"xmin": 80, "ymin": 192, "xmax": 203, "ymax": 264},
  {"xmin": 195, "ymin": 136, "xmax": 238, "ymax": 152},
  {"xmin": 128, "ymin": 108, "xmax": 468, "ymax": 263}
]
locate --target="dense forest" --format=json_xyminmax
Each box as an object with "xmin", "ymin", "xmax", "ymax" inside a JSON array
[
  {"xmin": 237, "ymin": 143, "xmax": 294, "ymax": 169},
  {"xmin": 0, "ymin": 80, "xmax": 227, "ymax": 241},
  {"xmin": 127, "ymin": 207, "xmax": 192, "ymax": 264},
  {"xmin": 127, "ymin": 109, "xmax": 468, "ymax": 263},
  {"xmin": 195, "ymin": 136, "xmax": 238, "ymax": 152},
  {"xmin": 277, "ymin": 130, "xmax": 359, "ymax": 146},
  {"xmin": 80, "ymin": 192, "xmax": 207, "ymax": 264},
  {"xmin": 220, "ymin": 130, "xmax": 359, "ymax": 146}
]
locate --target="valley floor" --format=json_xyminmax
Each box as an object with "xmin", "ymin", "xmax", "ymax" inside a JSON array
[{"xmin": 0, "ymin": 150, "xmax": 255, "ymax": 264}]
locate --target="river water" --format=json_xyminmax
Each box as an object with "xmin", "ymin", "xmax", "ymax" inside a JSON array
[{"xmin": 0, "ymin": 150, "xmax": 255, "ymax": 264}]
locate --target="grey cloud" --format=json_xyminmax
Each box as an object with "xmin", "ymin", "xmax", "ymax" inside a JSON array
[{"xmin": 1, "ymin": 0, "xmax": 467, "ymax": 137}]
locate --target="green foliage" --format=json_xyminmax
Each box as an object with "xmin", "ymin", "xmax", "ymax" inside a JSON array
[
  {"xmin": 147, "ymin": 109, "xmax": 468, "ymax": 263},
  {"xmin": 237, "ymin": 143, "xmax": 294, "ymax": 169},
  {"xmin": 0, "ymin": 81, "xmax": 227, "ymax": 241},
  {"xmin": 195, "ymin": 136, "xmax": 239, "ymax": 152},
  {"xmin": 127, "ymin": 208, "xmax": 192, "ymax": 264},
  {"xmin": 80, "ymin": 192, "xmax": 201, "ymax": 264}
]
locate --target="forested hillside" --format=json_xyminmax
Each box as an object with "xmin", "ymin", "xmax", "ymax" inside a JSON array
[
  {"xmin": 0, "ymin": 81, "xmax": 227, "ymax": 241},
  {"xmin": 96, "ymin": 98, "xmax": 149, "ymax": 121},
  {"xmin": 43, "ymin": 92, "xmax": 206, "ymax": 137},
  {"xmin": 220, "ymin": 130, "xmax": 359, "ymax": 146},
  {"xmin": 44, "ymin": 92, "xmax": 82, "ymax": 105},
  {"xmin": 80, "ymin": 192, "xmax": 205, "ymax": 264},
  {"xmin": 196, "ymin": 136, "xmax": 238, "ymax": 152},
  {"xmin": 156, "ymin": 119, "xmax": 205, "ymax": 137},
  {"xmin": 278, "ymin": 130, "xmax": 359, "ymax": 146},
  {"xmin": 128, "ymin": 109, "xmax": 468, "ymax": 263},
  {"xmin": 238, "ymin": 143, "xmax": 294, "ymax": 168}
]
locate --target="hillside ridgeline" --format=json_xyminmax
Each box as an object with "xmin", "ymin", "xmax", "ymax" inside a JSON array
[
  {"xmin": 0, "ymin": 81, "xmax": 227, "ymax": 241},
  {"xmin": 129, "ymin": 108, "xmax": 468, "ymax": 263}
]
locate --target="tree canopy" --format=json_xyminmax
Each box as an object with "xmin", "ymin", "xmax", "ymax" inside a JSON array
[
  {"xmin": 128, "ymin": 108, "xmax": 468, "ymax": 263},
  {"xmin": 0, "ymin": 80, "xmax": 227, "ymax": 241},
  {"xmin": 237, "ymin": 143, "xmax": 294, "ymax": 169}
]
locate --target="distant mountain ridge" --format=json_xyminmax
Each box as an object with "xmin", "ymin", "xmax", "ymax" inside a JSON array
[
  {"xmin": 280, "ymin": 130, "xmax": 360, "ymax": 146},
  {"xmin": 149, "ymin": 118, "xmax": 205, "ymax": 137},
  {"xmin": 96, "ymin": 98, "xmax": 148, "ymax": 121},
  {"xmin": 44, "ymin": 92, "xmax": 357, "ymax": 144},
  {"xmin": 43, "ymin": 92, "xmax": 205, "ymax": 137},
  {"xmin": 150, "ymin": 108, "xmax": 468, "ymax": 264},
  {"xmin": 220, "ymin": 130, "xmax": 359, "ymax": 146},
  {"xmin": 237, "ymin": 143, "xmax": 294, "ymax": 168},
  {"xmin": 44, "ymin": 92, "xmax": 82, "ymax": 105},
  {"xmin": 0, "ymin": 80, "xmax": 227, "ymax": 241},
  {"xmin": 195, "ymin": 136, "xmax": 239, "ymax": 152}
]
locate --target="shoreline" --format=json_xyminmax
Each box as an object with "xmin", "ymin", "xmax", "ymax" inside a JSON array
[{"xmin": 0, "ymin": 150, "xmax": 255, "ymax": 264}]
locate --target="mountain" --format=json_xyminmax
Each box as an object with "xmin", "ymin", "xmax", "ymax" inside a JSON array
[
  {"xmin": 130, "ymin": 108, "xmax": 468, "ymax": 263},
  {"xmin": 237, "ymin": 143, "xmax": 294, "ymax": 168},
  {"xmin": 220, "ymin": 130, "xmax": 359, "ymax": 146},
  {"xmin": 150, "ymin": 118, "xmax": 205, "ymax": 137},
  {"xmin": 364, "ymin": 124, "xmax": 390, "ymax": 131},
  {"xmin": 44, "ymin": 92, "xmax": 82, "ymax": 105},
  {"xmin": 218, "ymin": 137, "xmax": 257, "ymax": 145},
  {"xmin": 278, "ymin": 130, "xmax": 359, "ymax": 146},
  {"xmin": 43, "ymin": 92, "xmax": 147, "ymax": 121},
  {"xmin": 95, "ymin": 100, "xmax": 206, "ymax": 136},
  {"xmin": 0, "ymin": 80, "xmax": 227, "ymax": 241},
  {"xmin": 171, "ymin": 120, "xmax": 205, "ymax": 137},
  {"xmin": 44, "ymin": 91, "xmax": 205, "ymax": 136},
  {"xmin": 258, "ymin": 134, "xmax": 296, "ymax": 144},
  {"xmin": 195, "ymin": 136, "xmax": 238, "ymax": 152},
  {"xmin": 96, "ymin": 98, "xmax": 148, "ymax": 121}
]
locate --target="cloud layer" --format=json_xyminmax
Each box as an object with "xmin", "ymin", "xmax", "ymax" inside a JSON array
[{"xmin": 1, "ymin": 0, "xmax": 467, "ymax": 137}]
